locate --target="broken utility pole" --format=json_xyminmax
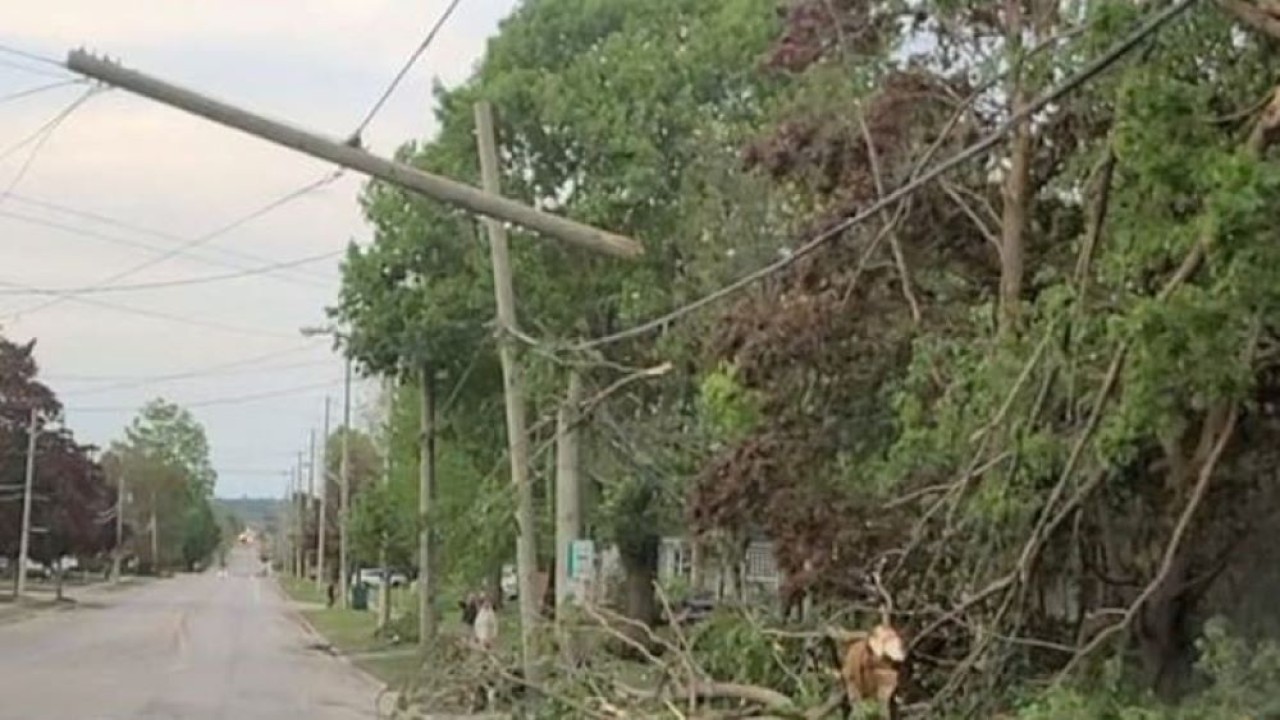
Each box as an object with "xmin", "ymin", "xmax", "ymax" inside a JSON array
[
  {"xmin": 65, "ymin": 50, "xmax": 642, "ymax": 259},
  {"xmin": 474, "ymin": 100, "xmax": 540, "ymax": 682}
]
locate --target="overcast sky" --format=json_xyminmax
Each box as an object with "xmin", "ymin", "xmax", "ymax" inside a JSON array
[{"xmin": 0, "ymin": 1, "xmax": 518, "ymax": 498}]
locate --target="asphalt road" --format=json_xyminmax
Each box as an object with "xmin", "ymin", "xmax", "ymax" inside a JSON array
[{"xmin": 0, "ymin": 546, "xmax": 380, "ymax": 720}]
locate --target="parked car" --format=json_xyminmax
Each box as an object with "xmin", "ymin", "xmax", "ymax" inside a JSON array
[{"xmin": 352, "ymin": 567, "xmax": 408, "ymax": 588}]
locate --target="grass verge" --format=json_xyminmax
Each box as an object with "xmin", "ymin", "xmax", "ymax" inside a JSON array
[{"xmin": 277, "ymin": 575, "xmax": 421, "ymax": 684}]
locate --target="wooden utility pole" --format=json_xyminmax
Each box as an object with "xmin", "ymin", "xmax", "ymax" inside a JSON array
[
  {"xmin": 418, "ymin": 363, "xmax": 438, "ymax": 646},
  {"xmin": 295, "ymin": 454, "xmax": 305, "ymax": 579},
  {"xmin": 15, "ymin": 408, "xmax": 38, "ymax": 598},
  {"xmin": 318, "ymin": 397, "xmax": 330, "ymax": 593},
  {"xmin": 112, "ymin": 468, "xmax": 126, "ymax": 583},
  {"xmin": 66, "ymin": 51, "xmax": 641, "ymax": 259},
  {"xmin": 377, "ymin": 380, "xmax": 395, "ymax": 633},
  {"xmin": 307, "ymin": 428, "xmax": 317, "ymax": 589},
  {"xmin": 149, "ymin": 491, "xmax": 158, "ymax": 572},
  {"xmin": 474, "ymin": 100, "xmax": 540, "ymax": 679},
  {"xmin": 339, "ymin": 354, "xmax": 352, "ymax": 607},
  {"xmin": 554, "ymin": 371, "xmax": 583, "ymax": 612}
]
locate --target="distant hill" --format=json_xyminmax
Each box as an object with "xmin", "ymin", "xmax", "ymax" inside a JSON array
[{"xmin": 214, "ymin": 497, "xmax": 284, "ymax": 533}]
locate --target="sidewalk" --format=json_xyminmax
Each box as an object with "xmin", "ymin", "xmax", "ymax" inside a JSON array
[{"xmin": 0, "ymin": 576, "xmax": 149, "ymax": 626}]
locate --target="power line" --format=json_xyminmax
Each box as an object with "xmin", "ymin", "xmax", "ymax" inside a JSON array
[
  {"xmin": 0, "ymin": 87, "xmax": 99, "ymax": 201},
  {"xmin": 0, "ymin": 207, "xmax": 290, "ymax": 276},
  {"xmin": 0, "ymin": 80, "xmax": 84, "ymax": 107},
  {"xmin": 3, "ymin": 169, "xmax": 344, "ymax": 320},
  {"xmin": 0, "ymin": 276, "xmax": 294, "ymax": 338},
  {"xmin": 0, "ymin": 249, "xmax": 340, "ymax": 296},
  {"xmin": 60, "ymin": 358, "xmax": 335, "ymax": 399},
  {"xmin": 0, "ymin": 44, "xmax": 65, "ymax": 69},
  {"xmin": 352, "ymin": 0, "xmax": 465, "ymax": 137},
  {"xmin": 45, "ymin": 342, "xmax": 319, "ymax": 383},
  {"xmin": 0, "ymin": 57, "xmax": 74, "ymax": 82},
  {"xmin": 66, "ymin": 378, "xmax": 342, "ymax": 413},
  {"xmin": 0, "ymin": 86, "xmax": 98, "ymax": 167},
  {"xmin": 1, "ymin": 194, "xmax": 335, "ymax": 285},
  {"xmin": 576, "ymin": 0, "xmax": 1200, "ymax": 351}
]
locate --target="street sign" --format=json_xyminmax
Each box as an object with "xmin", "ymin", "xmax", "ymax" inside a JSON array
[{"xmin": 568, "ymin": 539, "xmax": 595, "ymax": 604}]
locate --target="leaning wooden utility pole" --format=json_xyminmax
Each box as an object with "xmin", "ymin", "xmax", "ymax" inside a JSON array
[
  {"xmin": 418, "ymin": 363, "xmax": 438, "ymax": 646},
  {"xmin": 554, "ymin": 371, "xmax": 583, "ymax": 613},
  {"xmin": 474, "ymin": 100, "xmax": 540, "ymax": 680},
  {"xmin": 66, "ymin": 51, "xmax": 641, "ymax": 259},
  {"xmin": 15, "ymin": 408, "xmax": 39, "ymax": 598}
]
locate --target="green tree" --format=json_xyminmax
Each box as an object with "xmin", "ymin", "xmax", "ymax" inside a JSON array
[
  {"xmin": 348, "ymin": 0, "xmax": 784, "ymax": 632},
  {"xmin": 107, "ymin": 399, "xmax": 223, "ymax": 570},
  {"xmin": 124, "ymin": 399, "xmax": 216, "ymax": 497}
]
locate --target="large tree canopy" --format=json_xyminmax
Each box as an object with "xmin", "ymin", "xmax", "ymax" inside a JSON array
[{"xmin": 338, "ymin": 0, "xmax": 1280, "ymax": 716}]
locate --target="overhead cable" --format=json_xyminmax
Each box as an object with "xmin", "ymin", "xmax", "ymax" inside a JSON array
[
  {"xmin": 0, "ymin": 249, "xmax": 340, "ymax": 296},
  {"xmin": 0, "ymin": 86, "xmax": 98, "ymax": 167},
  {"xmin": 0, "ymin": 80, "xmax": 84, "ymax": 107},
  {"xmin": 1, "ymin": 276, "xmax": 295, "ymax": 338},
  {"xmin": 60, "ymin": 358, "xmax": 335, "ymax": 399},
  {"xmin": 351, "ymin": 0, "xmax": 465, "ymax": 137},
  {"xmin": 45, "ymin": 342, "xmax": 319, "ymax": 384},
  {"xmin": 3, "ymin": 169, "xmax": 344, "ymax": 320},
  {"xmin": 2, "ymin": 194, "xmax": 335, "ymax": 285},
  {"xmin": 67, "ymin": 378, "xmax": 342, "ymax": 413}
]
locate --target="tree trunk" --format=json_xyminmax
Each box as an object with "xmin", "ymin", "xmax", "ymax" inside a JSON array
[
  {"xmin": 618, "ymin": 536, "xmax": 660, "ymax": 653},
  {"xmin": 1136, "ymin": 553, "xmax": 1195, "ymax": 701},
  {"xmin": 998, "ymin": 0, "xmax": 1033, "ymax": 337}
]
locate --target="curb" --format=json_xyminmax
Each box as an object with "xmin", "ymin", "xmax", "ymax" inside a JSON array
[{"xmin": 271, "ymin": 578, "xmax": 391, "ymax": 696}]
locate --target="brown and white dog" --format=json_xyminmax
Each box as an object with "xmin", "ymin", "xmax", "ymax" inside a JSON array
[{"xmin": 840, "ymin": 623, "xmax": 906, "ymax": 718}]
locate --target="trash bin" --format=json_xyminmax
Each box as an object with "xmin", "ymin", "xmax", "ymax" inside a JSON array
[{"xmin": 351, "ymin": 581, "xmax": 369, "ymax": 611}]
